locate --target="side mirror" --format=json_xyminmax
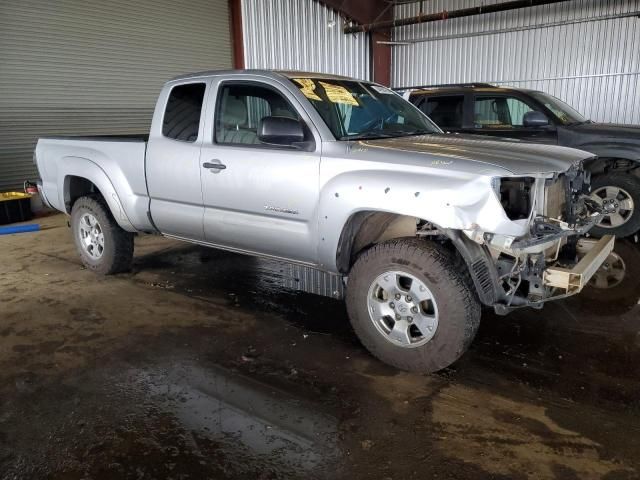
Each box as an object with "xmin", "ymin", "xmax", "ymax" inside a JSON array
[
  {"xmin": 258, "ymin": 116, "xmax": 305, "ymax": 147},
  {"xmin": 523, "ymin": 110, "xmax": 550, "ymax": 127}
]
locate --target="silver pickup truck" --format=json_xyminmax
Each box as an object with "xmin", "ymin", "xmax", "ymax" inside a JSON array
[{"xmin": 35, "ymin": 70, "xmax": 614, "ymax": 373}]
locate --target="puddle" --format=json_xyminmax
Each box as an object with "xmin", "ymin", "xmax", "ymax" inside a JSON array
[{"xmin": 137, "ymin": 363, "xmax": 341, "ymax": 477}]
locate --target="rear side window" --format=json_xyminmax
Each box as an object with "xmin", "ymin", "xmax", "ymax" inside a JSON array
[
  {"xmin": 414, "ymin": 95, "xmax": 464, "ymax": 129},
  {"xmin": 163, "ymin": 83, "xmax": 206, "ymax": 142}
]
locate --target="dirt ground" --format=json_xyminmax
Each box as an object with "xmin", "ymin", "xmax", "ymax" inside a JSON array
[{"xmin": 1, "ymin": 213, "xmax": 639, "ymax": 479}]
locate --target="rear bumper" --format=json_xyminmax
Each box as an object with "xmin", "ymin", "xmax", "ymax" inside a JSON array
[{"xmin": 543, "ymin": 235, "xmax": 615, "ymax": 294}]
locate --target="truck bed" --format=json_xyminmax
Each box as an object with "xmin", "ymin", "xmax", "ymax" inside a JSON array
[{"xmin": 35, "ymin": 136, "xmax": 153, "ymax": 232}]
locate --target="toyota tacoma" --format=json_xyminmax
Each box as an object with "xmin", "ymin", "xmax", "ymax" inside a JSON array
[{"xmin": 35, "ymin": 70, "xmax": 613, "ymax": 373}]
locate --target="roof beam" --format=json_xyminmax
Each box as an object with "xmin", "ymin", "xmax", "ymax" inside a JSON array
[{"xmin": 344, "ymin": 0, "xmax": 572, "ymax": 34}]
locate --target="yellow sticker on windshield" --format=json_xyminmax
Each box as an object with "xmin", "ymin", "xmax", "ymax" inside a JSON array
[
  {"xmin": 292, "ymin": 78, "xmax": 322, "ymax": 101},
  {"xmin": 319, "ymin": 81, "xmax": 358, "ymax": 106}
]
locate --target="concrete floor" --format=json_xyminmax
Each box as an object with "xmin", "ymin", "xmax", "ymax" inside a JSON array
[{"xmin": 1, "ymin": 213, "xmax": 640, "ymax": 479}]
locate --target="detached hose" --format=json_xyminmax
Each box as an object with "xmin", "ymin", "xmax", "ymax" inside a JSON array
[{"xmin": 0, "ymin": 224, "xmax": 40, "ymax": 235}]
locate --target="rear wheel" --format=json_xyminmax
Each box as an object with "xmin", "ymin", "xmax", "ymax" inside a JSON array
[
  {"xmin": 346, "ymin": 238, "xmax": 481, "ymax": 373},
  {"xmin": 71, "ymin": 196, "xmax": 133, "ymax": 274},
  {"xmin": 589, "ymin": 172, "xmax": 640, "ymax": 238}
]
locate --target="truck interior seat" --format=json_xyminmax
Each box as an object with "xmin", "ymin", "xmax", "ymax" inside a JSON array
[{"xmin": 217, "ymin": 96, "xmax": 259, "ymax": 145}]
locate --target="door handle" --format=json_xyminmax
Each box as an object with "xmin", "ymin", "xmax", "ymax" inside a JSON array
[{"xmin": 202, "ymin": 161, "xmax": 226, "ymax": 170}]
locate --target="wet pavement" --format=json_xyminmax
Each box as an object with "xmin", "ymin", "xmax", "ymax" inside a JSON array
[{"xmin": 1, "ymin": 213, "xmax": 639, "ymax": 479}]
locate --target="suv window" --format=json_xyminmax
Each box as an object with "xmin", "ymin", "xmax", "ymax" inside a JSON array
[
  {"xmin": 474, "ymin": 96, "xmax": 534, "ymax": 128},
  {"xmin": 215, "ymin": 83, "xmax": 299, "ymax": 146},
  {"xmin": 415, "ymin": 95, "xmax": 464, "ymax": 129},
  {"xmin": 162, "ymin": 83, "xmax": 206, "ymax": 142}
]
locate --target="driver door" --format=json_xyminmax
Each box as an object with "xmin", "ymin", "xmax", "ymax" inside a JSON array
[{"xmin": 198, "ymin": 78, "xmax": 321, "ymax": 264}]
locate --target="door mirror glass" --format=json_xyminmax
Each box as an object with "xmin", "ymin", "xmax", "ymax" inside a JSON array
[
  {"xmin": 523, "ymin": 110, "xmax": 550, "ymax": 127},
  {"xmin": 258, "ymin": 116, "xmax": 305, "ymax": 147}
]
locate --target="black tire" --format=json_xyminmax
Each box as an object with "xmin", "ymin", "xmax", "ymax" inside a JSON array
[
  {"xmin": 70, "ymin": 196, "xmax": 134, "ymax": 275},
  {"xmin": 346, "ymin": 238, "xmax": 481, "ymax": 373},
  {"xmin": 589, "ymin": 172, "xmax": 640, "ymax": 238}
]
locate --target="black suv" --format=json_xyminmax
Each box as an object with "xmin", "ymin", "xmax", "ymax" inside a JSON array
[{"xmin": 402, "ymin": 84, "xmax": 640, "ymax": 238}]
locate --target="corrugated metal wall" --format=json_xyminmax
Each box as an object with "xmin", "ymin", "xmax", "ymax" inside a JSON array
[
  {"xmin": 241, "ymin": 0, "xmax": 370, "ymax": 80},
  {"xmin": 0, "ymin": 0, "xmax": 232, "ymax": 191},
  {"xmin": 391, "ymin": 0, "xmax": 640, "ymax": 124}
]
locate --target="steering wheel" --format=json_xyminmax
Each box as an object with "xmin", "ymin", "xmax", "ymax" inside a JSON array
[{"xmin": 357, "ymin": 113, "xmax": 397, "ymax": 133}]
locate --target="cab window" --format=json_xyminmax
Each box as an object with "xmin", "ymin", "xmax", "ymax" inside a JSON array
[
  {"xmin": 215, "ymin": 83, "xmax": 300, "ymax": 146},
  {"xmin": 474, "ymin": 96, "xmax": 534, "ymax": 128}
]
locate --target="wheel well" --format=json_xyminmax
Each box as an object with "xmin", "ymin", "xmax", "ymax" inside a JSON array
[
  {"xmin": 336, "ymin": 212, "xmax": 505, "ymax": 307},
  {"xmin": 64, "ymin": 176, "xmax": 104, "ymax": 213},
  {"xmin": 336, "ymin": 211, "xmax": 420, "ymax": 274}
]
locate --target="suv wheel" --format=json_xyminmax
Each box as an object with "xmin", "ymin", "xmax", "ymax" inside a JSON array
[
  {"xmin": 589, "ymin": 172, "xmax": 640, "ymax": 238},
  {"xmin": 346, "ymin": 238, "xmax": 481, "ymax": 373},
  {"xmin": 71, "ymin": 196, "xmax": 134, "ymax": 274}
]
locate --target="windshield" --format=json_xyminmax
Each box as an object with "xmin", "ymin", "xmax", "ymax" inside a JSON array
[
  {"xmin": 290, "ymin": 78, "xmax": 441, "ymax": 140},
  {"xmin": 529, "ymin": 92, "xmax": 588, "ymax": 125}
]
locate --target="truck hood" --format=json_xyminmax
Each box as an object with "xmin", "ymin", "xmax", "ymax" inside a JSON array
[
  {"xmin": 360, "ymin": 133, "xmax": 592, "ymax": 175},
  {"xmin": 566, "ymin": 122, "xmax": 640, "ymax": 138}
]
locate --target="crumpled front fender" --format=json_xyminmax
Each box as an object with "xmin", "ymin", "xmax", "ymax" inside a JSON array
[{"xmin": 317, "ymin": 168, "xmax": 527, "ymax": 271}]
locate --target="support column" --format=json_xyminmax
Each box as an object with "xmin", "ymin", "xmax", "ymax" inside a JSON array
[
  {"xmin": 229, "ymin": 0, "xmax": 244, "ymax": 69},
  {"xmin": 318, "ymin": 0, "xmax": 392, "ymax": 85}
]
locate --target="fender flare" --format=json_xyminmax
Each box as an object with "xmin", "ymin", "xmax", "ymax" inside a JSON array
[{"xmin": 58, "ymin": 156, "xmax": 136, "ymax": 232}]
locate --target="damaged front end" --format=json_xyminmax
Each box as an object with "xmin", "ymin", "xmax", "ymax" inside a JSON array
[{"xmin": 442, "ymin": 162, "xmax": 614, "ymax": 314}]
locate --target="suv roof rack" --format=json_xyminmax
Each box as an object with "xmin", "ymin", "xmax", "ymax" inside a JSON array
[{"xmin": 394, "ymin": 82, "xmax": 496, "ymax": 91}]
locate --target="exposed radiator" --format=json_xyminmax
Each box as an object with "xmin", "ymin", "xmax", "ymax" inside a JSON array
[{"xmin": 544, "ymin": 176, "xmax": 567, "ymax": 221}]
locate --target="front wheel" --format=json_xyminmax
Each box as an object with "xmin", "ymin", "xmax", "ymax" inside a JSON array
[
  {"xmin": 589, "ymin": 172, "xmax": 640, "ymax": 238},
  {"xmin": 346, "ymin": 238, "xmax": 481, "ymax": 373},
  {"xmin": 71, "ymin": 196, "xmax": 134, "ymax": 275}
]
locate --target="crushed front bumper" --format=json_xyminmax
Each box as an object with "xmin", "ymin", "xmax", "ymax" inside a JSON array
[{"xmin": 543, "ymin": 235, "xmax": 615, "ymax": 295}]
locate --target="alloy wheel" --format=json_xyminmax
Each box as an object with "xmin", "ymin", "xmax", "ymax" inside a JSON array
[{"xmin": 367, "ymin": 270, "xmax": 439, "ymax": 348}]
